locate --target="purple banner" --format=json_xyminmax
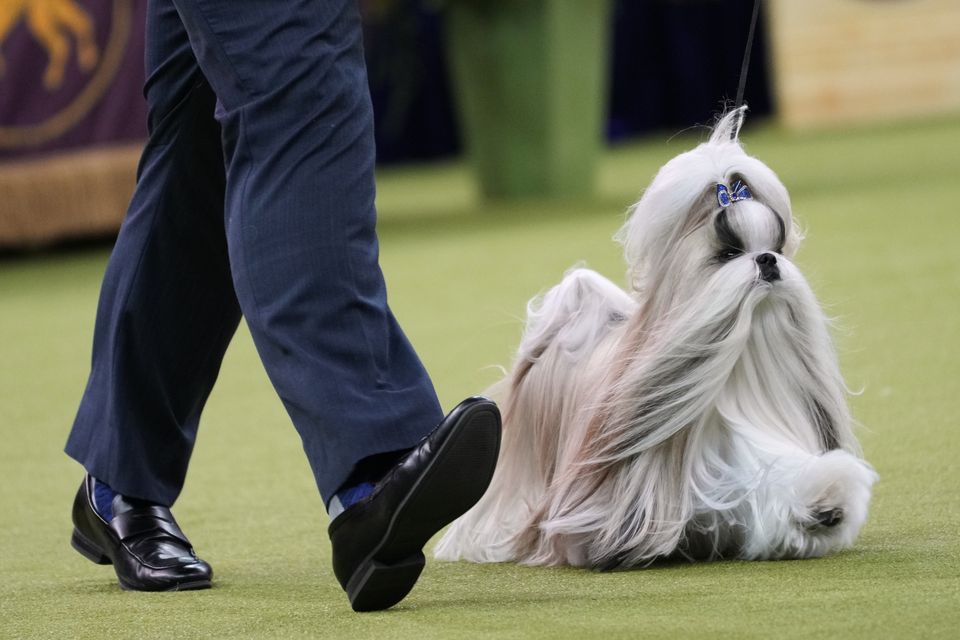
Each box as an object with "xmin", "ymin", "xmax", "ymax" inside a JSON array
[{"xmin": 0, "ymin": 0, "xmax": 147, "ymax": 160}]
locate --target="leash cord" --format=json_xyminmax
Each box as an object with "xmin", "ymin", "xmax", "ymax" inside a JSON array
[{"xmin": 733, "ymin": 0, "xmax": 762, "ymax": 138}]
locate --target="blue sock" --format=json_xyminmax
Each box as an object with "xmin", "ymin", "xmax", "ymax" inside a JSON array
[
  {"xmin": 92, "ymin": 477, "xmax": 118, "ymax": 522},
  {"xmin": 340, "ymin": 481, "xmax": 376, "ymax": 507},
  {"xmin": 328, "ymin": 449, "xmax": 412, "ymax": 519},
  {"xmin": 330, "ymin": 481, "xmax": 375, "ymax": 518}
]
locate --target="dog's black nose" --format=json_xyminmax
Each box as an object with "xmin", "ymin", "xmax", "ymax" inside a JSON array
[
  {"xmin": 756, "ymin": 252, "xmax": 776, "ymax": 267},
  {"xmin": 756, "ymin": 252, "xmax": 780, "ymax": 282}
]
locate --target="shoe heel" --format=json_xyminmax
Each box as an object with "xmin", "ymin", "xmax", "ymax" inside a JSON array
[
  {"xmin": 347, "ymin": 552, "xmax": 425, "ymax": 612},
  {"xmin": 71, "ymin": 529, "xmax": 111, "ymax": 565}
]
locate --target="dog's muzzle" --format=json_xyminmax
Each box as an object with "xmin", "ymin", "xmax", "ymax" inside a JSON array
[{"xmin": 756, "ymin": 252, "xmax": 780, "ymax": 282}]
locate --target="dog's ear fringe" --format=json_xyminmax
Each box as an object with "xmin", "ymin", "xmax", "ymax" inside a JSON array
[{"xmin": 709, "ymin": 105, "xmax": 748, "ymax": 145}]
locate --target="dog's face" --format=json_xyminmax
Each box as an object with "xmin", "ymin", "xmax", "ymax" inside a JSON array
[
  {"xmin": 709, "ymin": 198, "xmax": 786, "ymax": 281},
  {"xmin": 618, "ymin": 125, "xmax": 803, "ymax": 319},
  {"xmin": 678, "ymin": 189, "xmax": 795, "ymax": 307}
]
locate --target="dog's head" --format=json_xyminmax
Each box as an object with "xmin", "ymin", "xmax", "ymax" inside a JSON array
[
  {"xmin": 618, "ymin": 108, "xmax": 804, "ymax": 316},
  {"xmin": 610, "ymin": 107, "xmax": 856, "ymax": 462}
]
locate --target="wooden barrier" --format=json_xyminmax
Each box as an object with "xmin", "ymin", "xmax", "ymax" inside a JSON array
[
  {"xmin": 768, "ymin": 0, "xmax": 960, "ymax": 128},
  {"xmin": 0, "ymin": 145, "xmax": 139, "ymax": 248}
]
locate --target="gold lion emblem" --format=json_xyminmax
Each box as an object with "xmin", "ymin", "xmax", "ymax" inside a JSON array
[{"xmin": 0, "ymin": 0, "xmax": 100, "ymax": 90}]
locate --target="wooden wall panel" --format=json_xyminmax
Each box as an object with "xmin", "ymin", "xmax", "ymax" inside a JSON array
[{"xmin": 769, "ymin": 0, "xmax": 960, "ymax": 128}]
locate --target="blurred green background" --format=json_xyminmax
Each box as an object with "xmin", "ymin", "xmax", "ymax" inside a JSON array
[{"xmin": 2, "ymin": 118, "xmax": 958, "ymax": 637}]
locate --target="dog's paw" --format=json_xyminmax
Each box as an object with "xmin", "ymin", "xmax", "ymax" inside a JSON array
[
  {"xmin": 739, "ymin": 449, "xmax": 878, "ymax": 559},
  {"xmin": 791, "ymin": 450, "xmax": 878, "ymax": 555},
  {"xmin": 804, "ymin": 507, "xmax": 844, "ymax": 531}
]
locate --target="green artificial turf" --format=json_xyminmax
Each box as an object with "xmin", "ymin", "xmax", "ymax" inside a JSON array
[{"xmin": 1, "ymin": 117, "xmax": 958, "ymax": 638}]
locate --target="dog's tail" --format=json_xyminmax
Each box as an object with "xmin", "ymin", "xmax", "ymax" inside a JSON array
[{"xmin": 434, "ymin": 268, "xmax": 636, "ymax": 563}]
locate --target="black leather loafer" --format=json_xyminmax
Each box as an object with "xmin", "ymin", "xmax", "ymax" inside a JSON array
[
  {"xmin": 328, "ymin": 396, "xmax": 501, "ymax": 612},
  {"xmin": 70, "ymin": 475, "xmax": 212, "ymax": 591}
]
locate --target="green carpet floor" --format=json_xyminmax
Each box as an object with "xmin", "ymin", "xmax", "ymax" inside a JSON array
[{"xmin": 1, "ymin": 118, "xmax": 958, "ymax": 638}]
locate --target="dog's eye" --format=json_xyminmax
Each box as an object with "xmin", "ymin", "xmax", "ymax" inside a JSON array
[{"xmin": 717, "ymin": 249, "xmax": 742, "ymax": 263}]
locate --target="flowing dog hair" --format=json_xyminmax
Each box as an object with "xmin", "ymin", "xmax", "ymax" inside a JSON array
[{"xmin": 436, "ymin": 109, "xmax": 877, "ymax": 568}]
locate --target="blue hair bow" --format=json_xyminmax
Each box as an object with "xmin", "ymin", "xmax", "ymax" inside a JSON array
[{"xmin": 716, "ymin": 180, "xmax": 753, "ymax": 207}]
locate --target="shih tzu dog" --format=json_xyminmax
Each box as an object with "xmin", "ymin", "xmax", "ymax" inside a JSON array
[{"xmin": 435, "ymin": 108, "xmax": 877, "ymax": 569}]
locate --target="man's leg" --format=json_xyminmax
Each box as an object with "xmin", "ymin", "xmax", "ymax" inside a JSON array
[
  {"xmin": 168, "ymin": 0, "xmax": 501, "ymax": 610},
  {"xmin": 66, "ymin": 0, "xmax": 239, "ymax": 591}
]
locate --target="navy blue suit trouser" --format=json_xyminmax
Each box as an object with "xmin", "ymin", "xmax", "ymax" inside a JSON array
[{"xmin": 65, "ymin": 0, "xmax": 444, "ymax": 507}]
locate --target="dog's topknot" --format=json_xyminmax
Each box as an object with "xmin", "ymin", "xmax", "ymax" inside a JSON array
[{"xmin": 709, "ymin": 106, "xmax": 748, "ymax": 145}]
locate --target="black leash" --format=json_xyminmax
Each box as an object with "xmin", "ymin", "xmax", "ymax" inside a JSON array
[{"xmin": 732, "ymin": 0, "xmax": 762, "ymax": 139}]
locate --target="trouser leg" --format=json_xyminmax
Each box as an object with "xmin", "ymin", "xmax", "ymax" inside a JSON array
[
  {"xmin": 169, "ymin": 0, "xmax": 443, "ymax": 504},
  {"xmin": 66, "ymin": 0, "xmax": 240, "ymax": 505}
]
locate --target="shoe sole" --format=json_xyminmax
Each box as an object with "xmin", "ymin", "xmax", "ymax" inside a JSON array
[
  {"xmin": 70, "ymin": 528, "xmax": 211, "ymax": 592},
  {"xmin": 346, "ymin": 402, "xmax": 501, "ymax": 612}
]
